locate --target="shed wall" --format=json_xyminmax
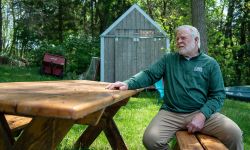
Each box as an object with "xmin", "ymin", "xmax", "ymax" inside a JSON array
[
  {"xmin": 102, "ymin": 6, "xmax": 168, "ymax": 82},
  {"xmin": 104, "ymin": 37, "xmax": 167, "ymax": 82}
]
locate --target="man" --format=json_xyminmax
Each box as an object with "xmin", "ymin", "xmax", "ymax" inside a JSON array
[{"xmin": 106, "ymin": 25, "xmax": 243, "ymax": 150}]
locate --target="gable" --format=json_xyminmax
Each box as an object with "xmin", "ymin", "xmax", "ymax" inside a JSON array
[{"xmin": 101, "ymin": 4, "xmax": 167, "ymax": 38}]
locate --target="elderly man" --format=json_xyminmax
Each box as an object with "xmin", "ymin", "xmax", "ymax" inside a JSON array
[{"xmin": 106, "ymin": 25, "xmax": 243, "ymax": 150}]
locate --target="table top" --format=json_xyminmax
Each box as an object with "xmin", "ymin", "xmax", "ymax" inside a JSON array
[{"xmin": 0, "ymin": 80, "xmax": 140, "ymax": 119}]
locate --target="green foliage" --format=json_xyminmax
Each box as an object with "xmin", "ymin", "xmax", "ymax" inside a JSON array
[
  {"xmin": 1, "ymin": 0, "xmax": 249, "ymax": 85},
  {"xmin": 63, "ymin": 35, "xmax": 99, "ymax": 73},
  {"xmin": 29, "ymin": 34, "xmax": 100, "ymax": 74}
]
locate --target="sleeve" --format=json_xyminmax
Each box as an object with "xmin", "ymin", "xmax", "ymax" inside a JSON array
[
  {"xmin": 124, "ymin": 54, "xmax": 167, "ymax": 90},
  {"xmin": 200, "ymin": 60, "xmax": 226, "ymax": 119}
]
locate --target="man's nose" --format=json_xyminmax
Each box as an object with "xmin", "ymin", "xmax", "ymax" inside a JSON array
[{"xmin": 177, "ymin": 39, "xmax": 182, "ymax": 43}]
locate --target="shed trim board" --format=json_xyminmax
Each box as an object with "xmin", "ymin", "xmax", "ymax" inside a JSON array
[
  {"xmin": 101, "ymin": 37, "xmax": 104, "ymax": 81},
  {"xmin": 102, "ymin": 35, "xmax": 167, "ymax": 38},
  {"xmin": 100, "ymin": 4, "xmax": 167, "ymax": 37}
]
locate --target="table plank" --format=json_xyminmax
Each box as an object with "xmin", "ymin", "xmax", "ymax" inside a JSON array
[
  {"xmin": 176, "ymin": 131, "xmax": 204, "ymax": 150},
  {"xmin": 0, "ymin": 80, "xmax": 140, "ymax": 119},
  {"xmin": 196, "ymin": 133, "xmax": 228, "ymax": 150}
]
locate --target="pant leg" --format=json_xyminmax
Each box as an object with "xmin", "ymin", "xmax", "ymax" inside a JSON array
[
  {"xmin": 143, "ymin": 110, "xmax": 187, "ymax": 150},
  {"xmin": 201, "ymin": 113, "xmax": 243, "ymax": 150}
]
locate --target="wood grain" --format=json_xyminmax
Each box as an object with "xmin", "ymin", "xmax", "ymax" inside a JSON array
[
  {"xmin": 5, "ymin": 115, "xmax": 32, "ymax": 132},
  {"xmin": 0, "ymin": 80, "xmax": 141, "ymax": 119},
  {"xmin": 176, "ymin": 131, "xmax": 204, "ymax": 150},
  {"xmin": 74, "ymin": 98, "xmax": 129, "ymax": 150},
  {"xmin": 75, "ymin": 109, "xmax": 104, "ymax": 126},
  {"xmin": 0, "ymin": 113, "xmax": 13, "ymax": 149},
  {"xmin": 12, "ymin": 117, "xmax": 74, "ymax": 150},
  {"xmin": 196, "ymin": 133, "xmax": 228, "ymax": 150}
]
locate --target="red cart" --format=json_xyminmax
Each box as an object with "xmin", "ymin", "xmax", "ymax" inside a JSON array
[{"xmin": 41, "ymin": 53, "xmax": 66, "ymax": 78}]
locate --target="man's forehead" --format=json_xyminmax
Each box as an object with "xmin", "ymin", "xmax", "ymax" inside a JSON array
[{"xmin": 176, "ymin": 30, "xmax": 191, "ymax": 37}]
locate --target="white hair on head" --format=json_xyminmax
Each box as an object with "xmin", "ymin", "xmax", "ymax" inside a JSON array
[{"xmin": 176, "ymin": 25, "xmax": 200, "ymax": 48}]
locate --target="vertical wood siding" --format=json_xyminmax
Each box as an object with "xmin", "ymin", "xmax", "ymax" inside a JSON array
[{"xmin": 103, "ymin": 8, "xmax": 168, "ymax": 82}]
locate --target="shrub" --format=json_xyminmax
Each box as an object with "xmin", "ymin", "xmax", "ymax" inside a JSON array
[{"xmin": 30, "ymin": 34, "xmax": 100, "ymax": 74}]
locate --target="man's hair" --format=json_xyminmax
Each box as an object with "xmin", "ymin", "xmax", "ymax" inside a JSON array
[{"xmin": 176, "ymin": 25, "xmax": 200, "ymax": 48}]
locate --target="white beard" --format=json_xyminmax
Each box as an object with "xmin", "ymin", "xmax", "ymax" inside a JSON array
[{"xmin": 178, "ymin": 41, "xmax": 196, "ymax": 57}]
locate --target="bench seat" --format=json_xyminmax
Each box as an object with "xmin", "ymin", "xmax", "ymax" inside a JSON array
[
  {"xmin": 175, "ymin": 130, "xmax": 228, "ymax": 150},
  {"xmin": 5, "ymin": 115, "xmax": 32, "ymax": 133}
]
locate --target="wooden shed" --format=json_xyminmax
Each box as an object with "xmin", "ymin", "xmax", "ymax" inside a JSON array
[{"xmin": 100, "ymin": 4, "xmax": 169, "ymax": 82}]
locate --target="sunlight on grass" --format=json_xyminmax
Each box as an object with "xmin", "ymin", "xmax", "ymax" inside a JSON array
[
  {"xmin": 58, "ymin": 92, "xmax": 161, "ymax": 150},
  {"xmin": 222, "ymin": 99, "xmax": 250, "ymax": 149},
  {"xmin": 0, "ymin": 65, "xmax": 58, "ymax": 82},
  {"xmin": 59, "ymin": 93, "xmax": 250, "ymax": 150},
  {"xmin": 1, "ymin": 65, "xmax": 249, "ymax": 150}
]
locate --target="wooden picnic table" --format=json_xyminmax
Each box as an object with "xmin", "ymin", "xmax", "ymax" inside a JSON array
[{"xmin": 0, "ymin": 80, "xmax": 141, "ymax": 150}]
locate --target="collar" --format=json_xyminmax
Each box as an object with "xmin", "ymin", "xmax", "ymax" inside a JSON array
[{"xmin": 181, "ymin": 49, "xmax": 202, "ymax": 61}]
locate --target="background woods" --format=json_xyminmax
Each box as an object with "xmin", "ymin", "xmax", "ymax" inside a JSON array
[{"xmin": 0, "ymin": 0, "xmax": 249, "ymax": 85}]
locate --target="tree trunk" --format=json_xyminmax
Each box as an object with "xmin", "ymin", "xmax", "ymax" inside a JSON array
[
  {"xmin": 90, "ymin": 0, "xmax": 94, "ymax": 37},
  {"xmin": 146, "ymin": 0, "xmax": 154, "ymax": 19},
  {"xmin": 58, "ymin": 0, "xmax": 63, "ymax": 43},
  {"xmin": 191, "ymin": 0, "xmax": 208, "ymax": 53},
  {"xmin": 10, "ymin": 0, "xmax": 16, "ymax": 56},
  {"xmin": 236, "ymin": 0, "xmax": 248, "ymax": 84},
  {"xmin": 0, "ymin": 0, "xmax": 2, "ymax": 53},
  {"xmin": 224, "ymin": 0, "xmax": 235, "ymax": 48}
]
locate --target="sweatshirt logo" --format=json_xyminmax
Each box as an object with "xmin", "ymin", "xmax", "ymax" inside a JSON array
[{"xmin": 194, "ymin": 67, "xmax": 203, "ymax": 72}]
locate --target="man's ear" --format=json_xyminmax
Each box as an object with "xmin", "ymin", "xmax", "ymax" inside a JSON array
[{"xmin": 195, "ymin": 37, "xmax": 199, "ymax": 44}]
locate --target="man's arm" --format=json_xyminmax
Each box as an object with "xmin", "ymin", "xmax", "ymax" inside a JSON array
[
  {"xmin": 106, "ymin": 54, "xmax": 167, "ymax": 90},
  {"xmin": 186, "ymin": 60, "xmax": 225, "ymax": 133},
  {"xmin": 124, "ymin": 55, "xmax": 166, "ymax": 90},
  {"xmin": 200, "ymin": 60, "xmax": 225, "ymax": 119}
]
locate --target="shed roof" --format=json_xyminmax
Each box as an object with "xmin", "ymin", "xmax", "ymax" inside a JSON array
[{"xmin": 100, "ymin": 4, "xmax": 167, "ymax": 37}]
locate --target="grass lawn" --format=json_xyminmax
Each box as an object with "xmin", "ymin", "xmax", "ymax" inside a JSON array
[
  {"xmin": 58, "ymin": 92, "xmax": 250, "ymax": 150},
  {"xmin": 0, "ymin": 65, "xmax": 59, "ymax": 82},
  {"xmin": 1, "ymin": 65, "xmax": 249, "ymax": 150}
]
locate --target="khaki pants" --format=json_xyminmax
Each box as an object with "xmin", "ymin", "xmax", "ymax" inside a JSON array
[{"xmin": 143, "ymin": 110, "xmax": 243, "ymax": 150}]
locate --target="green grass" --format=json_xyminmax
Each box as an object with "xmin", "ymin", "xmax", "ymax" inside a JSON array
[
  {"xmin": 0, "ymin": 65, "xmax": 59, "ymax": 82},
  {"xmin": 222, "ymin": 99, "xmax": 250, "ymax": 149},
  {"xmin": 1, "ymin": 65, "xmax": 249, "ymax": 150},
  {"xmin": 58, "ymin": 92, "xmax": 250, "ymax": 150}
]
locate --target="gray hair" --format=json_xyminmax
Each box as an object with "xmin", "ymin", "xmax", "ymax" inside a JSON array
[{"xmin": 176, "ymin": 25, "xmax": 200, "ymax": 48}]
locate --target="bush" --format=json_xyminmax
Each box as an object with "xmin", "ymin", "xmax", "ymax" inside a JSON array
[{"xmin": 30, "ymin": 34, "xmax": 100, "ymax": 74}]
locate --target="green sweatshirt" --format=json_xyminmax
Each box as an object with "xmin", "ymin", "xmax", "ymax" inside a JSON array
[{"xmin": 124, "ymin": 52, "xmax": 225, "ymax": 119}]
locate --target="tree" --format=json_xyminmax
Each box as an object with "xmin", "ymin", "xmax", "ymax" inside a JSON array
[
  {"xmin": 0, "ymin": 0, "xmax": 2, "ymax": 53},
  {"xmin": 191, "ymin": 0, "xmax": 208, "ymax": 53},
  {"xmin": 224, "ymin": 0, "xmax": 235, "ymax": 49}
]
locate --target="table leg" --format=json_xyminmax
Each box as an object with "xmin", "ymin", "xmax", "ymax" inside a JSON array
[
  {"xmin": 12, "ymin": 116, "xmax": 74, "ymax": 150},
  {"xmin": 0, "ymin": 113, "xmax": 13, "ymax": 150},
  {"xmin": 103, "ymin": 118, "xmax": 127, "ymax": 149},
  {"xmin": 75, "ymin": 98, "xmax": 129, "ymax": 150}
]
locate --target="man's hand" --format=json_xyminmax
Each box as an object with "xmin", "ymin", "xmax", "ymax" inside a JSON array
[
  {"xmin": 105, "ymin": 81, "xmax": 128, "ymax": 90},
  {"xmin": 186, "ymin": 112, "xmax": 206, "ymax": 133}
]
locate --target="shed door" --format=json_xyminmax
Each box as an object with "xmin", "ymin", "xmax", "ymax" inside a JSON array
[
  {"xmin": 115, "ymin": 37, "xmax": 137, "ymax": 81},
  {"xmin": 114, "ymin": 37, "xmax": 163, "ymax": 81}
]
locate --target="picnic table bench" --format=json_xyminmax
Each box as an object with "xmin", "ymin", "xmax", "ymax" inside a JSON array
[
  {"xmin": 0, "ymin": 80, "xmax": 141, "ymax": 150},
  {"xmin": 4, "ymin": 115, "xmax": 32, "ymax": 134},
  {"xmin": 175, "ymin": 130, "xmax": 228, "ymax": 150}
]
